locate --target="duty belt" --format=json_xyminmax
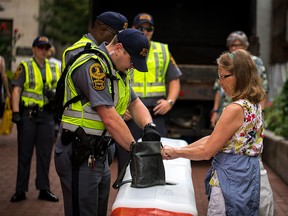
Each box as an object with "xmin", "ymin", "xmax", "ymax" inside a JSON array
[{"xmin": 62, "ymin": 127, "xmax": 112, "ymax": 167}]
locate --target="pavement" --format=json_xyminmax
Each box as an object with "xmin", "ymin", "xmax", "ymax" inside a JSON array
[{"xmin": 0, "ymin": 124, "xmax": 288, "ymax": 216}]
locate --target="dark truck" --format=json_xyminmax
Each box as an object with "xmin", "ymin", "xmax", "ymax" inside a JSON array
[
  {"xmin": 89, "ymin": 0, "xmax": 257, "ymax": 137},
  {"xmin": 167, "ymin": 64, "xmax": 217, "ymax": 138}
]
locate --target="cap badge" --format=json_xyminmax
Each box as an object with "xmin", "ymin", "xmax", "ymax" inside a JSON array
[
  {"xmin": 140, "ymin": 48, "xmax": 148, "ymax": 57},
  {"xmin": 38, "ymin": 36, "xmax": 49, "ymax": 42},
  {"xmin": 123, "ymin": 23, "xmax": 128, "ymax": 30},
  {"xmin": 139, "ymin": 14, "xmax": 152, "ymax": 21}
]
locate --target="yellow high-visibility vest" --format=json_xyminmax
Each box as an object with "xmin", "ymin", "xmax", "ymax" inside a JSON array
[
  {"xmin": 62, "ymin": 51, "xmax": 130, "ymax": 136},
  {"xmin": 131, "ymin": 41, "xmax": 170, "ymax": 98},
  {"xmin": 21, "ymin": 58, "xmax": 60, "ymax": 107}
]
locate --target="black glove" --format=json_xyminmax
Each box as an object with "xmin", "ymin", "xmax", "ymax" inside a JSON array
[
  {"xmin": 12, "ymin": 112, "xmax": 21, "ymax": 124},
  {"xmin": 44, "ymin": 86, "xmax": 56, "ymax": 102},
  {"xmin": 142, "ymin": 123, "xmax": 161, "ymax": 141}
]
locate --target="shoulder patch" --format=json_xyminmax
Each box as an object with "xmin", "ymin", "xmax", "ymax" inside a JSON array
[
  {"xmin": 170, "ymin": 55, "xmax": 178, "ymax": 66},
  {"xmin": 89, "ymin": 62, "xmax": 106, "ymax": 91},
  {"xmin": 14, "ymin": 65, "xmax": 23, "ymax": 80}
]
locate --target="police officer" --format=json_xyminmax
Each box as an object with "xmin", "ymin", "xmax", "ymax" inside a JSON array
[
  {"xmin": 54, "ymin": 28, "xmax": 161, "ymax": 216},
  {"xmin": 61, "ymin": 11, "xmax": 128, "ymax": 165},
  {"xmin": 62, "ymin": 11, "xmax": 128, "ymax": 71},
  {"xmin": 116, "ymin": 12, "xmax": 183, "ymax": 174},
  {"xmin": 10, "ymin": 36, "xmax": 60, "ymax": 202}
]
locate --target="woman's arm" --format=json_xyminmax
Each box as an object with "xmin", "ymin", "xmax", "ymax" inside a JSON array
[
  {"xmin": 0, "ymin": 56, "xmax": 11, "ymax": 98},
  {"xmin": 162, "ymin": 103, "xmax": 244, "ymax": 160}
]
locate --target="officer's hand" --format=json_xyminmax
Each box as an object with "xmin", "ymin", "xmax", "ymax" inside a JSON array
[
  {"xmin": 142, "ymin": 123, "xmax": 161, "ymax": 141},
  {"xmin": 12, "ymin": 112, "xmax": 21, "ymax": 124}
]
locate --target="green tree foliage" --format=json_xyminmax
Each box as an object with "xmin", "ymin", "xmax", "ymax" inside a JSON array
[
  {"xmin": 39, "ymin": 0, "xmax": 89, "ymax": 45},
  {"xmin": 265, "ymin": 79, "xmax": 288, "ymax": 139}
]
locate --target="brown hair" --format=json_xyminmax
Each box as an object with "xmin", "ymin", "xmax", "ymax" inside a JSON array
[{"xmin": 216, "ymin": 49, "xmax": 265, "ymax": 104}]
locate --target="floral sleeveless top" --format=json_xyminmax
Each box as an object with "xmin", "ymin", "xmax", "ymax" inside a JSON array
[{"xmin": 210, "ymin": 99, "xmax": 264, "ymax": 186}]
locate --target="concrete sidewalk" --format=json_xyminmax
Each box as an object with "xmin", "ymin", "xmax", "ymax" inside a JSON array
[{"xmin": 0, "ymin": 124, "xmax": 288, "ymax": 216}]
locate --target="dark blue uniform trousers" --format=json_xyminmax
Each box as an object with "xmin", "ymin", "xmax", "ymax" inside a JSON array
[{"xmin": 15, "ymin": 109, "xmax": 55, "ymax": 192}]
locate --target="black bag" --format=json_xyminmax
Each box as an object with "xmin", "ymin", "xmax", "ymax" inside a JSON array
[
  {"xmin": 130, "ymin": 141, "xmax": 166, "ymax": 188},
  {"xmin": 113, "ymin": 141, "xmax": 166, "ymax": 189}
]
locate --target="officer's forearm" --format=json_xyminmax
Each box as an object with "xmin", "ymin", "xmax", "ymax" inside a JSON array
[
  {"xmin": 166, "ymin": 78, "xmax": 180, "ymax": 103},
  {"xmin": 97, "ymin": 105, "xmax": 134, "ymax": 151},
  {"xmin": 128, "ymin": 98, "xmax": 153, "ymax": 129}
]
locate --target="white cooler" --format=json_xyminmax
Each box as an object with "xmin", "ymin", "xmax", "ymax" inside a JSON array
[{"xmin": 111, "ymin": 137, "xmax": 198, "ymax": 216}]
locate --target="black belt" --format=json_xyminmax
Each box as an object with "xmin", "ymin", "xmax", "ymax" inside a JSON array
[
  {"xmin": 23, "ymin": 104, "xmax": 51, "ymax": 112},
  {"xmin": 66, "ymin": 127, "xmax": 112, "ymax": 166},
  {"xmin": 61, "ymin": 129, "xmax": 111, "ymax": 145}
]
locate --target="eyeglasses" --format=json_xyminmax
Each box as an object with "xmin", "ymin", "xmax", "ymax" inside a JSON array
[
  {"xmin": 230, "ymin": 43, "xmax": 243, "ymax": 48},
  {"xmin": 218, "ymin": 74, "xmax": 233, "ymax": 80},
  {"xmin": 137, "ymin": 26, "xmax": 154, "ymax": 32},
  {"xmin": 122, "ymin": 48, "xmax": 134, "ymax": 68}
]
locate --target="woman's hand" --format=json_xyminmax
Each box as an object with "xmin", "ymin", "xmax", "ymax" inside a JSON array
[{"xmin": 161, "ymin": 145, "xmax": 176, "ymax": 160}]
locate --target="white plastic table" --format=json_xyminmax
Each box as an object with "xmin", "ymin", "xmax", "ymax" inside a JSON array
[{"xmin": 111, "ymin": 137, "xmax": 198, "ymax": 216}]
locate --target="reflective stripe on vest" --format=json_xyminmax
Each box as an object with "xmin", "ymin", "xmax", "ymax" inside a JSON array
[
  {"xmin": 131, "ymin": 41, "xmax": 170, "ymax": 98},
  {"xmin": 62, "ymin": 51, "xmax": 130, "ymax": 136},
  {"xmin": 21, "ymin": 58, "xmax": 60, "ymax": 107}
]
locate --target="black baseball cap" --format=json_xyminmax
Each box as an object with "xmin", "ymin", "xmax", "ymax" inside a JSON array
[
  {"xmin": 97, "ymin": 11, "xmax": 128, "ymax": 33},
  {"xmin": 32, "ymin": 36, "xmax": 51, "ymax": 48},
  {"xmin": 133, "ymin": 13, "xmax": 154, "ymax": 27},
  {"xmin": 117, "ymin": 28, "xmax": 149, "ymax": 72}
]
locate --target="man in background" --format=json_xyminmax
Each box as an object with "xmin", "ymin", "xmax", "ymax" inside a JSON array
[{"xmin": 116, "ymin": 12, "xmax": 182, "ymax": 174}]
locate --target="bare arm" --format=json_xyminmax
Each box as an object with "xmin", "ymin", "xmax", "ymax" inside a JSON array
[
  {"xmin": 162, "ymin": 103, "xmax": 244, "ymax": 160},
  {"xmin": 260, "ymin": 97, "xmax": 266, "ymax": 110},
  {"xmin": 128, "ymin": 97, "xmax": 153, "ymax": 128},
  {"xmin": 154, "ymin": 78, "xmax": 180, "ymax": 115},
  {"xmin": 96, "ymin": 105, "xmax": 135, "ymax": 151},
  {"xmin": 0, "ymin": 56, "xmax": 11, "ymax": 98},
  {"xmin": 210, "ymin": 91, "xmax": 221, "ymax": 127}
]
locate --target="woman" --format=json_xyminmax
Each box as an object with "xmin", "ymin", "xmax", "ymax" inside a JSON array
[
  {"xmin": 162, "ymin": 49, "xmax": 271, "ymax": 215},
  {"xmin": 0, "ymin": 55, "xmax": 11, "ymax": 103}
]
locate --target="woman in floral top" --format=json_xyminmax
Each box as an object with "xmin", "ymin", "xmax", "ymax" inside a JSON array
[{"xmin": 161, "ymin": 49, "xmax": 273, "ymax": 215}]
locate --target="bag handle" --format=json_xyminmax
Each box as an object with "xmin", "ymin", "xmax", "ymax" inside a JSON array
[
  {"xmin": 5, "ymin": 97, "xmax": 11, "ymax": 110},
  {"xmin": 112, "ymin": 154, "xmax": 131, "ymax": 189}
]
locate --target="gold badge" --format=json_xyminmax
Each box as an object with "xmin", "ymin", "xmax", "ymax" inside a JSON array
[
  {"xmin": 89, "ymin": 63, "xmax": 106, "ymax": 91},
  {"xmin": 123, "ymin": 22, "xmax": 128, "ymax": 29},
  {"xmin": 140, "ymin": 48, "xmax": 148, "ymax": 57},
  {"xmin": 140, "ymin": 14, "xmax": 152, "ymax": 21},
  {"xmin": 170, "ymin": 55, "xmax": 178, "ymax": 66},
  {"xmin": 14, "ymin": 65, "xmax": 23, "ymax": 80}
]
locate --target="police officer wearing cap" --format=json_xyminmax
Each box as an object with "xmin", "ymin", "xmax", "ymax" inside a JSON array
[
  {"xmin": 62, "ymin": 11, "xmax": 128, "ymax": 71},
  {"xmin": 10, "ymin": 36, "xmax": 61, "ymax": 202},
  {"xmin": 54, "ymin": 28, "xmax": 161, "ymax": 216},
  {"xmin": 60, "ymin": 11, "xmax": 129, "ymax": 166},
  {"xmin": 116, "ymin": 12, "xmax": 182, "ymax": 174}
]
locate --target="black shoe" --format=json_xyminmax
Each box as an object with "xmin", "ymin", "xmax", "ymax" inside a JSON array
[
  {"xmin": 10, "ymin": 192, "xmax": 26, "ymax": 202},
  {"xmin": 38, "ymin": 190, "xmax": 59, "ymax": 202}
]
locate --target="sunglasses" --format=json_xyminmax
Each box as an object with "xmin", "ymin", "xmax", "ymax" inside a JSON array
[
  {"xmin": 37, "ymin": 45, "xmax": 50, "ymax": 51},
  {"xmin": 137, "ymin": 26, "xmax": 154, "ymax": 32}
]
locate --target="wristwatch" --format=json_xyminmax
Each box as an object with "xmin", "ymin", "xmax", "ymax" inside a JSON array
[
  {"xmin": 211, "ymin": 109, "xmax": 219, "ymax": 113},
  {"xmin": 167, "ymin": 99, "xmax": 174, "ymax": 106},
  {"xmin": 144, "ymin": 122, "xmax": 157, "ymax": 130}
]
